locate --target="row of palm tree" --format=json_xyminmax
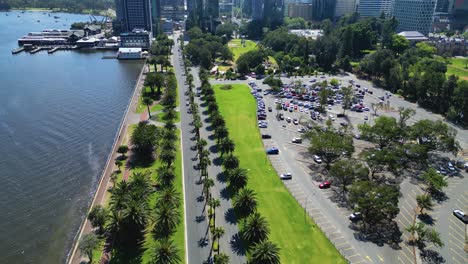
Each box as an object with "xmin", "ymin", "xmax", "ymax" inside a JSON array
[{"xmin": 198, "ymin": 70, "xmax": 281, "ymax": 264}]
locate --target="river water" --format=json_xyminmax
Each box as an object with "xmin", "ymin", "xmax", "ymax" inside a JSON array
[{"xmin": 0, "ymin": 11, "xmax": 143, "ymax": 263}]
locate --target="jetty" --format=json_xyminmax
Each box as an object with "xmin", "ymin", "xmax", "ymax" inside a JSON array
[
  {"xmin": 30, "ymin": 47, "xmax": 45, "ymax": 54},
  {"xmin": 48, "ymin": 47, "xmax": 59, "ymax": 54},
  {"xmin": 11, "ymin": 47, "xmax": 25, "ymax": 54}
]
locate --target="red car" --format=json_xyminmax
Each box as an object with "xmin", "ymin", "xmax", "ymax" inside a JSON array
[
  {"xmin": 319, "ymin": 181, "xmax": 331, "ymax": 189},
  {"xmin": 294, "ymin": 105, "xmax": 298, "ymax": 110}
]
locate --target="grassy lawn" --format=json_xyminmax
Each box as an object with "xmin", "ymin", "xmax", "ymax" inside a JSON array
[
  {"xmin": 447, "ymin": 57, "xmax": 468, "ymax": 80},
  {"xmin": 228, "ymin": 39, "xmax": 258, "ymax": 61},
  {"xmin": 213, "ymin": 84, "xmax": 346, "ymax": 263}
]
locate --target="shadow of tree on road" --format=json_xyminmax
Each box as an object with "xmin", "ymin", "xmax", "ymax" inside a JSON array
[
  {"xmin": 209, "ymin": 145, "xmax": 218, "ymax": 154},
  {"xmin": 224, "ymin": 208, "xmax": 238, "ymax": 225},
  {"xmin": 418, "ymin": 213, "xmax": 436, "ymax": 226},
  {"xmin": 216, "ymin": 172, "xmax": 227, "ymax": 183},
  {"xmin": 229, "ymin": 233, "xmax": 246, "ymax": 256}
]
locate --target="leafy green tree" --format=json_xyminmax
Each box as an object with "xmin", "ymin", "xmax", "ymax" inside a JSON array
[
  {"xmin": 160, "ymin": 148, "xmax": 176, "ymax": 167},
  {"xmin": 78, "ymin": 233, "xmax": 99, "ymax": 264},
  {"xmin": 416, "ymin": 194, "xmax": 433, "ymax": 214},
  {"xmin": 305, "ymin": 130, "xmax": 354, "ymax": 169},
  {"xmin": 406, "ymin": 223, "xmax": 444, "ymax": 248},
  {"xmin": 422, "ymin": 168, "xmax": 448, "ymax": 194},
  {"xmin": 117, "ymin": 145, "xmax": 129, "ymax": 158},
  {"xmin": 349, "ymin": 181, "xmax": 400, "ymax": 227},
  {"xmin": 340, "ymin": 85, "xmax": 354, "ymax": 115},
  {"xmin": 329, "ymin": 159, "xmax": 368, "ymax": 196},
  {"xmin": 250, "ymin": 240, "xmax": 281, "ymax": 264},
  {"xmin": 220, "ymin": 45, "xmax": 233, "ymax": 63},
  {"xmin": 150, "ymin": 239, "xmax": 181, "ymax": 264},
  {"xmin": 389, "ymin": 34, "xmax": 409, "ymax": 54},
  {"xmin": 88, "ymin": 205, "xmax": 107, "ymax": 234},
  {"xmin": 409, "ymin": 119, "xmax": 459, "ymax": 154},
  {"xmin": 154, "ymin": 72, "xmax": 165, "ymax": 96},
  {"xmin": 157, "ymin": 166, "xmax": 176, "ymax": 187},
  {"xmin": 358, "ymin": 116, "xmax": 401, "ymax": 149},
  {"xmin": 115, "ymin": 159, "xmax": 123, "ymax": 172},
  {"xmin": 241, "ymin": 212, "xmax": 270, "ymax": 244},
  {"xmin": 130, "ymin": 121, "xmax": 159, "ymax": 160},
  {"xmin": 219, "ymin": 138, "xmax": 235, "ymax": 156}
]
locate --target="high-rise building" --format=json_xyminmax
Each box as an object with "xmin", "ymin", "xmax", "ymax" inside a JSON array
[
  {"xmin": 288, "ymin": 3, "xmax": 314, "ymax": 20},
  {"xmin": 205, "ymin": 0, "xmax": 220, "ymax": 18},
  {"xmin": 311, "ymin": 0, "xmax": 336, "ymax": 20},
  {"xmin": 252, "ymin": 0, "xmax": 265, "ymax": 20},
  {"xmin": 160, "ymin": 0, "xmax": 185, "ymax": 20},
  {"xmin": 284, "ymin": 0, "xmax": 312, "ymax": 16},
  {"xmin": 357, "ymin": 0, "xmax": 392, "ymax": 17},
  {"xmin": 115, "ymin": 0, "xmax": 153, "ymax": 32},
  {"xmin": 392, "ymin": 0, "xmax": 436, "ymax": 35},
  {"xmin": 335, "ymin": 0, "xmax": 356, "ymax": 17}
]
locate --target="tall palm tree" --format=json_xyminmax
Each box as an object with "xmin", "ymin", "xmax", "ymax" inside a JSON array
[
  {"xmin": 212, "ymin": 227, "xmax": 225, "ymax": 255},
  {"xmin": 203, "ymin": 178, "xmax": 215, "ymax": 203},
  {"xmin": 153, "ymin": 203, "xmax": 181, "ymax": 238},
  {"xmin": 196, "ymin": 138, "xmax": 207, "ymax": 158},
  {"xmin": 157, "ymin": 166, "xmax": 176, "ymax": 187},
  {"xmin": 193, "ymin": 119, "xmax": 202, "ymax": 140},
  {"xmin": 106, "ymin": 209, "xmax": 124, "ymax": 245},
  {"xmin": 109, "ymin": 181, "xmax": 130, "ymax": 211},
  {"xmin": 123, "ymin": 196, "xmax": 150, "ymax": 234},
  {"xmin": 211, "ymin": 114, "xmax": 225, "ymax": 130},
  {"xmin": 160, "ymin": 148, "xmax": 176, "ymax": 167},
  {"xmin": 234, "ymin": 188, "xmax": 258, "ymax": 219},
  {"xmin": 209, "ymin": 198, "xmax": 221, "ymax": 229},
  {"xmin": 250, "ymin": 240, "xmax": 281, "ymax": 264},
  {"xmin": 150, "ymin": 238, "xmax": 181, "ymax": 264},
  {"xmin": 143, "ymin": 97, "xmax": 154, "ymax": 118},
  {"xmin": 219, "ymin": 137, "xmax": 235, "ymax": 156},
  {"xmin": 227, "ymin": 167, "xmax": 248, "ymax": 191},
  {"xmin": 208, "ymin": 101, "xmax": 219, "ymax": 115},
  {"xmin": 416, "ymin": 194, "xmax": 433, "ymax": 214},
  {"xmin": 242, "ymin": 212, "xmax": 270, "ymax": 244},
  {"xmin": 156, "ymin": 186, "xmax": 181, "ymax": 209},
  {"xmin": 213, "ymin": 253, "xmax": 229, "ymax": 264},
  {"xmin": 129, "ymin": 172, "xmax": 152, "ymax": 200},
  {"xmin": 223, "ymin": 154, "xmax": 240, "ymax": 172},
  {"xmin": 200, "ymin": 149, "xmax": 211, "ymax": 178}
]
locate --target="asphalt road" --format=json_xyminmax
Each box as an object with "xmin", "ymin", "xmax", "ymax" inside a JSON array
[
  {"xmin": 193, "ymin": 68, "xmax": 246, "ymax": 263},
  {"xmin": 172, "ymin": 32, "xmax": 211, "ymax": 264}
]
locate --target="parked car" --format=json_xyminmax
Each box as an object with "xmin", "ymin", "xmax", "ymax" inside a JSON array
[
  {"xmin": 286, "ymin": 117, "xmax": 291, "ymax": 123},
  {"xmin": 329, "ymin": 115, "xmax": 335, "ymax": 121},
  {"xmin": 319, "ymin": 181, "xmax": 331, "ymax": 189},
  {"xmin": 266, "ymin": 148, "xmax": 279, "ymax": 155},
  {"xmin": 453, "ymin": 209, "xmax": 468, "ymax": 224},
  {"xmin": 279, "ymin": 113, "xmax": 284, "ymax": 120},
  {"xmin": 293, "ymin": 119, "xmax": 299, "ymax": 125},
  {"xmin": 313, "ymin": 155, "xmax": 322, "ymax": 164},
  {"xmin": 262, "ymin": 134, "xmax": 272, "ymax": 139},
  {"xmin": 280, "ymin": 173, "xmax": 292, "ymax": 180},
  {"xmin": 292, "ymin": 138, "xmax": 302, "ymax": 143},
  {"xmin": 349, "ymin": 212, "xmax": 362, "ymax": 222},
  {"xmin": 268, "ymin": 107, "xmax": 272, "ymax": 112}
]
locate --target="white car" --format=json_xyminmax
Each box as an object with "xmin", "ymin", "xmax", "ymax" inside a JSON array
[
  {"xmin": 313, "ymin": 155, "xmax": 322, "ymax": 164},
  {"xmin": 329, "ymin": 115, "xmax": 335, "ymax": 121},
  {"xmin": 280, "ymin": 173, "xmax": 292, "ymax": 180},
  {"xmin": 328, "ymin": 105, "xmax": 332, "ymax": 110},
  {"xmin": 186, "ymin": 101, "xmax": 190, "ymax": 106},
  {"xmin": 364, "ymin": 116, "xmax": 368, "ymax": 120},
  {"xmin": 304, "ymin": 109, "xmax": 309, "ymax": 114}
]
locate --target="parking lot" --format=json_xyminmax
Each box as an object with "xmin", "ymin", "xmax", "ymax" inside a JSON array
[{"xmin": 245, "ymin": 78, "xmax": 468, "ymax": 264}]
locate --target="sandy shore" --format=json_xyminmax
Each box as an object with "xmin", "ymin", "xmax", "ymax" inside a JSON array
[{"xmin": 66, "ymin": 63, "xmax": 147, "ymax": 264}]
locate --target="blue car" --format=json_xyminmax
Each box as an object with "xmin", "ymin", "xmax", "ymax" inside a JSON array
[{"xmin": 266, "ymin": 148, "xmax": 279, "ymax": 155}]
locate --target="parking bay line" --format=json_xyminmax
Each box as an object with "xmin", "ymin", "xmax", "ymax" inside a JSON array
[
  {"xmin": 449, "ymin": 236, "xmax": 465, "ymax": 247},
  {"xmin": 399, "ymin": 250, "xmax": 414, "ymax": 264},
  {"xmin": 451, "ymin": 257, "xmax": 464, "ymax": 264},
  {"xmin": 450, "ymin": 248, "xmax": 467, "ymax": 261}
]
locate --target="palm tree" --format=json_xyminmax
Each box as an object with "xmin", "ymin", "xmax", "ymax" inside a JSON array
[
  {"xmin": 143, "ymin": 97, "xmax": 154, "ymax": 118},
  {"xmin": 87, "ymin": 205, "xmax": 107, "ymax": 234},
  {"xmin": 214, "ymin": 127, "xmax": 229, "ymax": 144},
  {"xmin": 219, "ymin": 138, "xmax": 235, "ymax": 156},
  {"xmin": 211, "ymin": 114, "xmax": 225, "ymax": 130},
  {"xmin": 223, "ymin": 154, "xmax": 240, "ymax": 172},
  {"xmin": 150, "ymin": 238, "xmax": 181, "ymax": 264},
  {"xmin": 154, "ymin": 203, "xmax": 181, "ymax": 238},
  {"xmin": 209, "ymin": 198, "xmax": 221, "ymax": 229},
  {"xmin": 160, "ymin": 148, "xmax": 176, "ymax": 167},
  {"xmin": 115, "ymin": 159, "xmax": 123, "ymax": 172},
  {"xmin": 196, "ymin": 138, "xmax": 207, "ymax": 158},
  {"xmin": 212, "ymin": 227, "xmax": 225, "ymax": 255},
  {"xmin": 123, "ymin": 196, "xmax": 150, "ymax": 233},
  {"xmin": 406, "ymin": 222, "xmax": 425, "ymax": 244},
  {"xmin": 156, "ymin": 186, "xmax": 181, "ymax": 209},
  {"xmin": 213, "ymin": 253, "xmax": 229, "ymax": 264},
  {"xmin": 109, "ymin": 181, "xmax": 130, "ymax": 211},
  {"xmin": 233, "ymin": 188, "xmax": 257, "ymax": 218},
  {"xmin": 250, "ymin": 240, "xmax": 281, "ymax": 264},
  {"xmin": 200, "ymin": 149, "xmax": 211, "ymax": 178},
  {"xmin": 241, "ymin": 212, "xmax": 270, "ymax": 244},
  {"xmin": 129, "ymin": 172, "xmax": 152, "ymax": 199},
  {"xmin": 227, "ymin": 167, "xmax": 248, "ymax": 191},
  {"xmin": 203, "ymin": 178, "xmax": 215, "ymax": 203},
  {"xmin": 157, "ymin": 166, "xmax": 176, "ymax": 187},
  {"xmin": 193, "ymin": 118, "xmax": 203, "ymax": 140},
  {"xmin": 416, "ymin": 194, "xmax": 433, "ymax": 214}
]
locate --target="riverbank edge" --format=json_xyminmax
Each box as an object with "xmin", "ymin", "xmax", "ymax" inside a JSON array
[
  {"xmin": 66, "ymin": 63, "xmax": 146, "ymax": 264},
  {"xmin": 3, "ymin": 8, "xmax": 111, "ymax": 17}
]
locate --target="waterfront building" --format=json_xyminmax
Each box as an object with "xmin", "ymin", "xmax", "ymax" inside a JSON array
[
  {"xmin": 392, "ymin": 0, "xmax": 436, "ymax": 35},
  {"xmin": 357, "ymin": 0, "xmax": 392, "ymax": 17},
  {"xmin": 118, "ymin": 47, "xmax": 144, "ymax": 59},
  {"xmin": 83, "ymin": 24, "xmax": 102, "ymax": 35},
  {"xmin": 120, "ymin": 29, "xmax": 151, "ymax": 48},
  {"xmin": 18, "ymin": 29, "xmax": 85, "ymax": 46},
  {"xmin": 335, "ymin": 0, "xmax": 356, "ymax": 17},
  {"xmin": 115, "ymin": 0, "xmax": 153, "ymax": 32}
]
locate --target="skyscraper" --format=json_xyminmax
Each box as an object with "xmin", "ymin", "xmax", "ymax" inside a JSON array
[
  {"xmin": 311, "ymin": 0, "xmax": 336, "ymax": 20},
  {"xmin": 335, "ymin": 0, "xmax": 356, "ymax": 17},
  {"xmin": 115, "ymin": 0, "xmax": 153, "ymax": 32},
  {"xmin": 357, "ymin": 0, "xmax": 392, "ymax": 17},
  {"xmin": 392, "ymin": 0, "xmax": 436, "ymax": 35},
  {"xmin": 252, "ymin": 0, "xmax": 265, "ymax": 20}
]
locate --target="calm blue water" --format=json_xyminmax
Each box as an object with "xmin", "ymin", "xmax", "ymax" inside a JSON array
[{"xmin": 0, "ymin": 11, "xmax": 143, "ymax": 263}]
